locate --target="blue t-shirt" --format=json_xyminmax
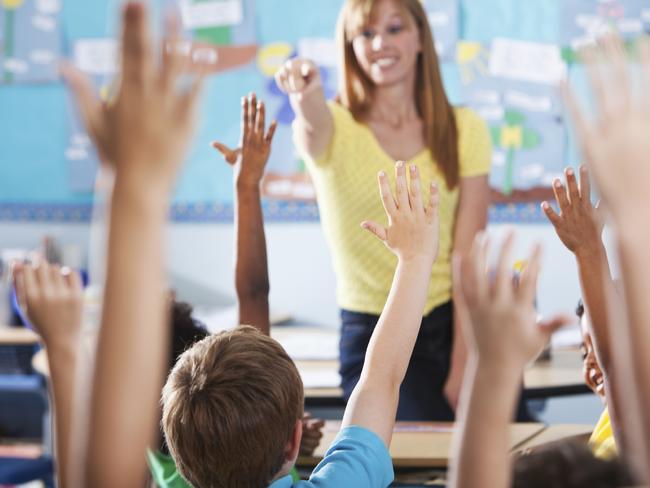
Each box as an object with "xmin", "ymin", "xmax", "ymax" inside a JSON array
[{"xmin": 268, "ymin": 426, "xmax": 394, "ymax": 488}]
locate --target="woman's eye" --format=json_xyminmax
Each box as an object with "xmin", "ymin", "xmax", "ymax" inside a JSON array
[
  {"xmin": 361, "ymin": 29, "xmax": 374, "ymax": 39},
  {"xmin": 387, "ymin": 24, "xmax": 403, "ymax": 34}
]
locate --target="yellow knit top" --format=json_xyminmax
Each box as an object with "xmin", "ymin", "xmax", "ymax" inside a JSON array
[{"xmin": 298, "ymin": 102, "xmax": 492, "ymax": 315}]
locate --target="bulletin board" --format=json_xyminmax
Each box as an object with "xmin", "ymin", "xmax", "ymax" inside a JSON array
[{"xmin": 1, "ymin": 0, "xmax": 648, "ymax": 223}]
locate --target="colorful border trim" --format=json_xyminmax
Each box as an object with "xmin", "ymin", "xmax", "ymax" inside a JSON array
[{"xmin": 0, "ymin": 201, "xmax": 547, "ymax": 224}]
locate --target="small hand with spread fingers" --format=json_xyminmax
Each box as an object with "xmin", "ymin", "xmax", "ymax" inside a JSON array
[
  {"xmin": 299, "ymin": 413, "xmax": 325, "ymax": 456},
  {"xmin": 362, "ymin": 161, "xmax": 440, "ymax": 265},
  {"xmin": 212, "ymin": 92, "xmax": 278, "ymax": 188},
  {"xmin": 13, "ymin": 261, "xmax": 84, "ymax": 347},
  {"xmin": 454, "ymin": 233, "xmax": 570, "ymax": 370},
  {"xmin": 542, "ymin": 165, "xmax": 603, "ymax": 255}
]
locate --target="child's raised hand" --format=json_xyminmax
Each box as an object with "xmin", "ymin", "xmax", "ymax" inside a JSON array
[
  {"xmin": 454, "ymin": 233, "xmax": 569, "ymax": 371},
  {"xmin": 563, "ymin": 36, "xmax": 650, "ymax": 219},
  {"xmin": 274, "ymin": 58, "xmax": 321, "ymax": 97},
  {"xmin": 362, "ymin": 162, "xmax": 439, "ymax": 264},
  {"xmin": 13, "ymin": 261, "xmax": 84, "ymax": 347},
  {"xmin": 61, "ymin": 4, "xmax": 204, "ymax": 194},
  {"xmin": 542, "ymin": 165, "xmax": 603, "ymax": 255},
  {"xmin": 299, "ymin": 413, "xmax": 325, "ymax": 456},
  {"xmin": 212, "ymin": 93, "xmax": 277, "ymax": 188}
]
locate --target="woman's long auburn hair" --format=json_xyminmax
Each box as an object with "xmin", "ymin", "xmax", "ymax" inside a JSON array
[{"xmin": 336, "ymin": 0, "xmax": 460, "ymax": 189}]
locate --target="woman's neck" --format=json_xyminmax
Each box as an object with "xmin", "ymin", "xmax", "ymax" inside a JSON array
[{"xmin": 368, "ymin": 77, "xmax": 419, "ymax": 128}]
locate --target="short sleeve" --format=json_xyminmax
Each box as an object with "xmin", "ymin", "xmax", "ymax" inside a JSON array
[
  {"xmin": 294, "ymin": 101, "xmax": 358, "ymax": 169},
  {"xmin": 302, "ymin": 426, "xmax": 394, "ymax": 488},
  {"xmin": 457, "ymin": 108, "xmax": 492, "ymax": 178}
]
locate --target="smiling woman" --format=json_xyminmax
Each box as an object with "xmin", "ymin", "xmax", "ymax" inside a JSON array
[{"xmin": 275, "ymin": 0, "xmax": 501, "ymax": 421}]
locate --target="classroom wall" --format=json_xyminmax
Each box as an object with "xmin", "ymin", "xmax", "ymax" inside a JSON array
[{"xmin": 0, "ymin": 221, "xmax": 581, "ymax": 327}]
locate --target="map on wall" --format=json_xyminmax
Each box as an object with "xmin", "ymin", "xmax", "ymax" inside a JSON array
[{"xmin": 0, "ymin": 0, "xmax": 62, "ymax": 84}]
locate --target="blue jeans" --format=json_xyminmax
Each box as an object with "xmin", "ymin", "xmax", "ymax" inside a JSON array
[
  {"xmin": 339, "ymin": 301, "xmax": 532, "ymax": 421},
  {"xmin": 339, "ymin": 302, "xmax": 455, "ymax": 421}
]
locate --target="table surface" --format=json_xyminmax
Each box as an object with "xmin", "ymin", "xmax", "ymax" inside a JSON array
[
  {"xmin": 0, "ymin": 327, "xmax": 39, "ymax": 345},
  {"xmin": 26, "ymin": 323, "xmax": 587, "ymax": 400},
  {"xmin": 297, "ymin": 422, "xmax": 594, "ymax": 469},
  {"xmin": 271, "ymin": 325, "xmax": 587, "ymax": 400},
  {"xmin": 515, "ymin": 424, "xmax": 594, "ymax": 452},
  {"xmin": 297, "ymin": 421, "xmax": 547, "ymax": 468}
]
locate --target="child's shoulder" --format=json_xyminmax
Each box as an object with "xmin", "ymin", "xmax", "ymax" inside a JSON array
[{"xmin": 305, "ymin": 426, "xmax": 394, "ymax": 487}]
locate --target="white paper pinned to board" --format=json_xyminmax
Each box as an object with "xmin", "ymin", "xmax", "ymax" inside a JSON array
[
  {"xmin": 489, "ymin": 38, "xmax": 567, "ymax": 85},
  {"xmin": 179, "ymin": 0, "xmax": 243, "ymax": 29},
  {"xmin": 74, "ymin": 39, "xmax": 117, "ymax": 76}
]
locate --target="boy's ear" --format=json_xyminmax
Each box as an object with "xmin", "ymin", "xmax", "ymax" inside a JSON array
[{"xmin": 285, "ymin": 418, "xmax": 303, "ymax": 464}]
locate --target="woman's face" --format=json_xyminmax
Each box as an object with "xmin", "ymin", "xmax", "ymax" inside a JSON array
[
  {"xmin": 580, "ymin": 313, "xmax": 606, "ymax": 400},
  {"xmin": 350, "ymin": 0, "xmax": 422, "ymax": 87}
]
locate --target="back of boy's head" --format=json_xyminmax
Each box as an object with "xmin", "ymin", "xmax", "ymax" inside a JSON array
[
  {"xmin": 512, "ymin": 440, "xmax": 634, "ymax": 488},
  {"xmin": 159, "ymin": 300, "xmax": 210, "ymax": 454},
  {"xmin": 161, "ymin": 325, "xmax": 304, "ymax": 488}
]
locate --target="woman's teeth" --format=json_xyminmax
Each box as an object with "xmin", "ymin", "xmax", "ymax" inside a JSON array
[{"xmin": 374, "ymin": 57, "xmax": 397, "ymax": 68}]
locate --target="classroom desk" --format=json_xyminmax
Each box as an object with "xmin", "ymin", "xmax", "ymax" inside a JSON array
[
  {"xmin": 297, "ymin": 421, "xmax": 546, "ymax": 469},
  {"xmin": 514, "ymin": 424, "xmax": 593, "ymax": 453},
  {"xmin": 295, "ymin": 350, "xmax": 588, "ymax": 408},
  {"xmin": 524, "ymin": 350, "xmax": 589, "ymax": 398},
  {"xmin": 31, "ymin": 324, "xmax": 589, "ymax": 405},
  {"xmin": 0, "ymin": 327, "xmax": 39, "ymax": 346},
  {"xmin": 0, "ymin": 326, "xmax": 40, "ymax": 377}
]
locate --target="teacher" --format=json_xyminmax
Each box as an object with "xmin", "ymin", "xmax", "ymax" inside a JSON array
[{"xmin": 276, "ymin": 0, "xmax": 491, "ymax": 421}]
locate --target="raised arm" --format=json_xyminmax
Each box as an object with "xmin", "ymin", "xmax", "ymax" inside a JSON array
[
  {"xmin": 274, "ymin": 58, "xmax": 333, "ymax": 160},
  {"xmin": 448, "ymin": 233, "xmax": 569, "ymax": 488},
  {"xmin": 62, "ymin": 5, "xmax": 204, "ymax": 486},
  {"xmin": 541, "ymin": 165, "xmax": 632, "ymax": 453},
  {"xmin": 13, "ymin": 262, "xmax": 83, "ymax": 488},
  {"xmin": 340, "ymin": 161, "xmax": 439, "ymax": 445},
  {"xmin": 562, "ymin": 35, "xmax": 650, "ymax": 481},
  {"xmin": 213, "ymin": 94, "xmax": 325, "ymax": 453},
  {"xmin": 212, "ymin": 93, "xmax": 277, "ymax": 334},
  {"xmin": 542, "ymin": 166, "xmax": 612, "ymax": 364}
]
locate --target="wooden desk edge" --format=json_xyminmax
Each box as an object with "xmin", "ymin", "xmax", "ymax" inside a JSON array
[
  {"xmin": 0, "ymin": 327, "xmax": 40, "ymax": 345},
  {"xmin": 297, "ymin": 422, "xmax": 546, "ymax": 469}
]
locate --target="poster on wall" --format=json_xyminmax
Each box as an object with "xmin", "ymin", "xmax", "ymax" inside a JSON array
[
  {"xmin": 0, "ymin": 0, "xmax": 62, "ymax": 84},
  {"xmin": 66, "ymin": 0, "xmax": 259, "ymax": 194},
  {"xmin": 65, "ymin": 39, "xmax": 116, "ymax": 192},
  {"xmin": 561, "ymin": 0, "xmax": 650, "ymax": 60},
  {"xmin": 174, "ymin": 0, "xmax": 257, "ymax": 73},
  {"xmin": 458, "ymin": 38, "xmax": 566, "ymax": 212},
  {"xmin": 424, "ymin": 0, "xmax": 459, "ymax": 61}
]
